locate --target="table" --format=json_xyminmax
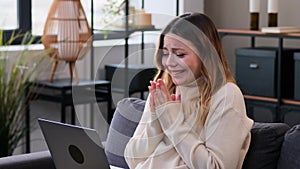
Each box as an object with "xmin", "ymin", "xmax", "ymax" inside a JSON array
[{"xmin": 26, "ymin": 79, "xmax": 112, "ymax": 152}]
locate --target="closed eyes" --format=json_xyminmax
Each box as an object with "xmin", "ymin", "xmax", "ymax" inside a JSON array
[
  {"xmin": 162, "ymin": 50, "xmax": 186, "ymax": 58},
  {"xmin": 162, "ymin": 52, "xmax": 186, "ymax": 58}
]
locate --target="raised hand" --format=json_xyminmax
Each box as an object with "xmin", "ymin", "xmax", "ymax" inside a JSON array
[{"xmin": 148, "ymin": 79, "xmax": 181, "ymax": 112}]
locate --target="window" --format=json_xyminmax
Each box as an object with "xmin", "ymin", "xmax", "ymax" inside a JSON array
[
  {"xmin": 0, "ymin": 0, "xmax": 31, "ymax": 44},
  {"xmin": 32, "ymin": 0, "xmax": 113, "ymax": 36},
  {"xmin": 1, "ymin": 0, "xmax": 107, "ymax": 44},
  {"xmin": 0, "ymin": 0, "xmax": 18, "ymax": 30},
  {"xmin": 31, "ymin": 0, "xmax": 106, "ymax": 35},
  {"xmin": 31, "ymin": 0, "xmax": 52, "ymax": 35},
  {"xmin": 0, "ymin": 0, "xmax": 176, "ymax": 44}
]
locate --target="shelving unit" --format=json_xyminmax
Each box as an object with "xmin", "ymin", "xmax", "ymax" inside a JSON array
[
  {"xmin": 219, "ymin": 29, "xmax": 300, "ymax": 123},
  {"xmin": 90, "ymin": 0, "xmax": 179, "ymax": 98}
]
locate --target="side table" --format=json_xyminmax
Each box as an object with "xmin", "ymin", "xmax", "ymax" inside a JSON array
[{"xmin": 26, "ymin": 79, "xmax": 112, "ymax": 153}]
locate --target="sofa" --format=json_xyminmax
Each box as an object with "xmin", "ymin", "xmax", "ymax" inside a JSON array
[
  {"xmin": 0, "ymin": 151, "xmax": 55, "ymax": 169},
  {"xmin": 1, "ymin": 98, "xmax": 300, "ymax": 169}
]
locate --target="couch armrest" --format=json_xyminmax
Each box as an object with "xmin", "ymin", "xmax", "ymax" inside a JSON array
[{"xmin": 0, "ymin": 151, "xmax": 56, "ymax": 169}]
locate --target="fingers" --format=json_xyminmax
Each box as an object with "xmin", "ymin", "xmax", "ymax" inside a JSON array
[
  {"xmin": 171, "ymin": 94, "xmax": 176, "ymax": 101},
  {"xmin": 157, "ymin": 79, "xmax": 181, "ymax": 101},
  {"xmin": 149, "ymin": 93, "xmax": 155, "ymax": 112},
  {"xmin": 153, "ymin": 82, "xmax": 167, "ymax": 106},
  {"xmin": 148, "ymin": 80, "xmax": 156, "ymax": 91},
  {"xmin": 176, "ymin": 94, "xmax": 181, "ymax": 101},
  {"xmin": 156, "ymin": 79, "xmax": 172, "ymax": 100},
  {"xmin": 148, "ymin": 81, "xmax": 156, "ymax": 112},
  {"xmin": 148, "ymin": 79, "xmax": 167, "ymax": 108},
  {"xmin": 171, "ymin": 94, "xmax": 181, "ymax": 101},
  {"xmin": 148, "ymin": 78, "xmax": 180, "ymax": 110},
  {"xmin": 157, "ymin": 79, "xmax": 168, "ymax": 94}
]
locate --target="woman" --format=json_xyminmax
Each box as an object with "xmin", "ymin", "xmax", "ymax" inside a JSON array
[{"xmin": 124, "ymin": 13, "xmax": 253, "ymax": 169}]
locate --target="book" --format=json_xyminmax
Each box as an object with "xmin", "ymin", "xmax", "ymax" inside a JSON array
[{"xmin": 261, "ymin": 26, "xmax": 300, "ymax": 33}]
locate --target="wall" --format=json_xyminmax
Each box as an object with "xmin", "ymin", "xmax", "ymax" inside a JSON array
[
  {"xmin": 205, "ymin": 0, "xmax": 300, "ymax": 33},
  {"xmin": 145, "ymin": 0, "xmax": 204, "ymax": 29}
]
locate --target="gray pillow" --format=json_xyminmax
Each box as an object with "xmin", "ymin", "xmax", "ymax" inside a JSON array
[
  {"xmin": 105, "ymin": 98, "xmax": 145, "ymax": 169},
  {"xmin": 277, "ymin": 125, "xmax": 300, "ymax": 169},
  {"xmin": 242, "ymin": 122, "xmax": 290, "ymax": 169}
]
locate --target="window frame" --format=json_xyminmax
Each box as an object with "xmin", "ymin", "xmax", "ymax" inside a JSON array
[
  {"xmin": 2, "ymin": 0, "xmax": 93, "ymax": 45},
  {"xmin": 2, "ymin": 0, "xmax": 34, "ymax": 44}
]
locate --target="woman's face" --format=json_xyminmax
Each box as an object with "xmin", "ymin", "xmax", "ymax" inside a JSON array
[{"xmin": 162, "ymin": 35, "xmax": 202, "ymax": 85}]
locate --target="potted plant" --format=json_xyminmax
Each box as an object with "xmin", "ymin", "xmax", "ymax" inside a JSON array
[{"xmin": 0, "ymin": 30, "xmax": 51, "ymax": 157}]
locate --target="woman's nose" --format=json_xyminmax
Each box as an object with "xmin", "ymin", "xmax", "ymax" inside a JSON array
[{"xmin": 166, "ymin": 54, "xmax": 177, "ymax": 67}]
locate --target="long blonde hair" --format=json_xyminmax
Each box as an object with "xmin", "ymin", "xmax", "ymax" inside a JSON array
[{"xmin": 153, "ymin": 13, "xmax": 234, "ymax": 125}]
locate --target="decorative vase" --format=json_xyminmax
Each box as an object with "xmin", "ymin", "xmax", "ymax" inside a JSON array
[{"xmin": 42, "ymin": 0, "xmax": 92, "ymax": 82}]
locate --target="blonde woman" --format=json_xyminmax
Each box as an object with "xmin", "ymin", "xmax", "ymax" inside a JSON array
[{"xmin": 124, "ymin": 13, "xmax": 253, "ymax": 169}]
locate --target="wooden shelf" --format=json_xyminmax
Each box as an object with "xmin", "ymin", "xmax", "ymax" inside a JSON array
[
  {"xmin": 282, "ymin": 99, "xmax": 300, "ymax": 106},
  {"xmin": 244, "ymin": 95, "xmax": 278, "ymax": 103},
  {"xmin": 218, "ymin": 29, "xmax": 265, "ymax": 35},
  {"xmin": 218, "ymin": 28, "xmax": 300, "ymax": 39},
  {"xmin": 243, "ymin": 96, "xmax": 300, "ymax": 105}
]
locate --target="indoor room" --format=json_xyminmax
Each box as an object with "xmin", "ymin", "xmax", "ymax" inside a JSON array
[{"xmin": 0, "ymin": 0, "xmax": 299, "ymax": 169}]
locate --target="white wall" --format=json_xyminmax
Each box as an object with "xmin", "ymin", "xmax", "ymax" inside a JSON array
[
  {"xmin": 144, "ymin": 0, "xmax": 204, "ymax": 29},
  {"xmin": 181, "ymin": 0, "xmax": 204, "ymax": 14}
]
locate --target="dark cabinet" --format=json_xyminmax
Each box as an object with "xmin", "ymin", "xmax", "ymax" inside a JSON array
[
  {"xmin": 294, "ymin": 53, "xmax": 300, "ymax": 101},
  {"xmin": 235, "ymin": 47, "xmax": 297, "ymax": 98}
]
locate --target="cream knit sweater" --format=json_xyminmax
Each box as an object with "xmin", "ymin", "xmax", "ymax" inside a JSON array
[{"xmin": 124, "ymin": 82, "xmax": 253, "ymax": 169}]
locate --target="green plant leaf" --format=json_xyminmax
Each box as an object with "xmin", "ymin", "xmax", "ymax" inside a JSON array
[{"xmin": 0, "ymin": 30, "xmax": 51, "ymax": 157}]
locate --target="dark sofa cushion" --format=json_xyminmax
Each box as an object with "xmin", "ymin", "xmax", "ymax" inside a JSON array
[
  {"xmin": 277, "ymin": 125, "xmax": 300, "ymax": 169},
  {"xmin": 0, "ymin": 151, "xmax": 56, "ymax": 169},
  {"xmin": 242, "ymin": 122, "xmax": 290, "ymax": 169},
  {"xmin": 105, "ymin": 98, "xmax": 145, "ymax": 169}
]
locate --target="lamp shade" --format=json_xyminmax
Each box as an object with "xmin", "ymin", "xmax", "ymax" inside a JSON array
[{"xmin": 42, "ymin": 0, "xmax": 91, "ymax": 82}]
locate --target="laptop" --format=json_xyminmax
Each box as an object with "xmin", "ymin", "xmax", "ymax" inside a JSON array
[{"xmin": 38, "ymin": 118, "xmax": 120, "ymax": 169}]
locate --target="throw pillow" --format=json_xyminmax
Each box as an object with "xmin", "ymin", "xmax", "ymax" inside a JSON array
[
  {"xmin": 105, "ymin": 97, "xmax": 145, "ymax": 169},
  {"xmin": 277, "ymin": 125, "xmax": 300, "ymax": 169},
  {"xmin": 242, "ymin": 122, "xmax": 290, "ymax": 169}
]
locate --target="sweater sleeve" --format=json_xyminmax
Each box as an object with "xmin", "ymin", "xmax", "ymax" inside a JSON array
[
  {"xmin": 124, "ymin": 96, "xmax": 164, "ymax": 169},
  {"xmin": 156, "ymin": 83, "xmax": 254, "ymax": 169}
]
